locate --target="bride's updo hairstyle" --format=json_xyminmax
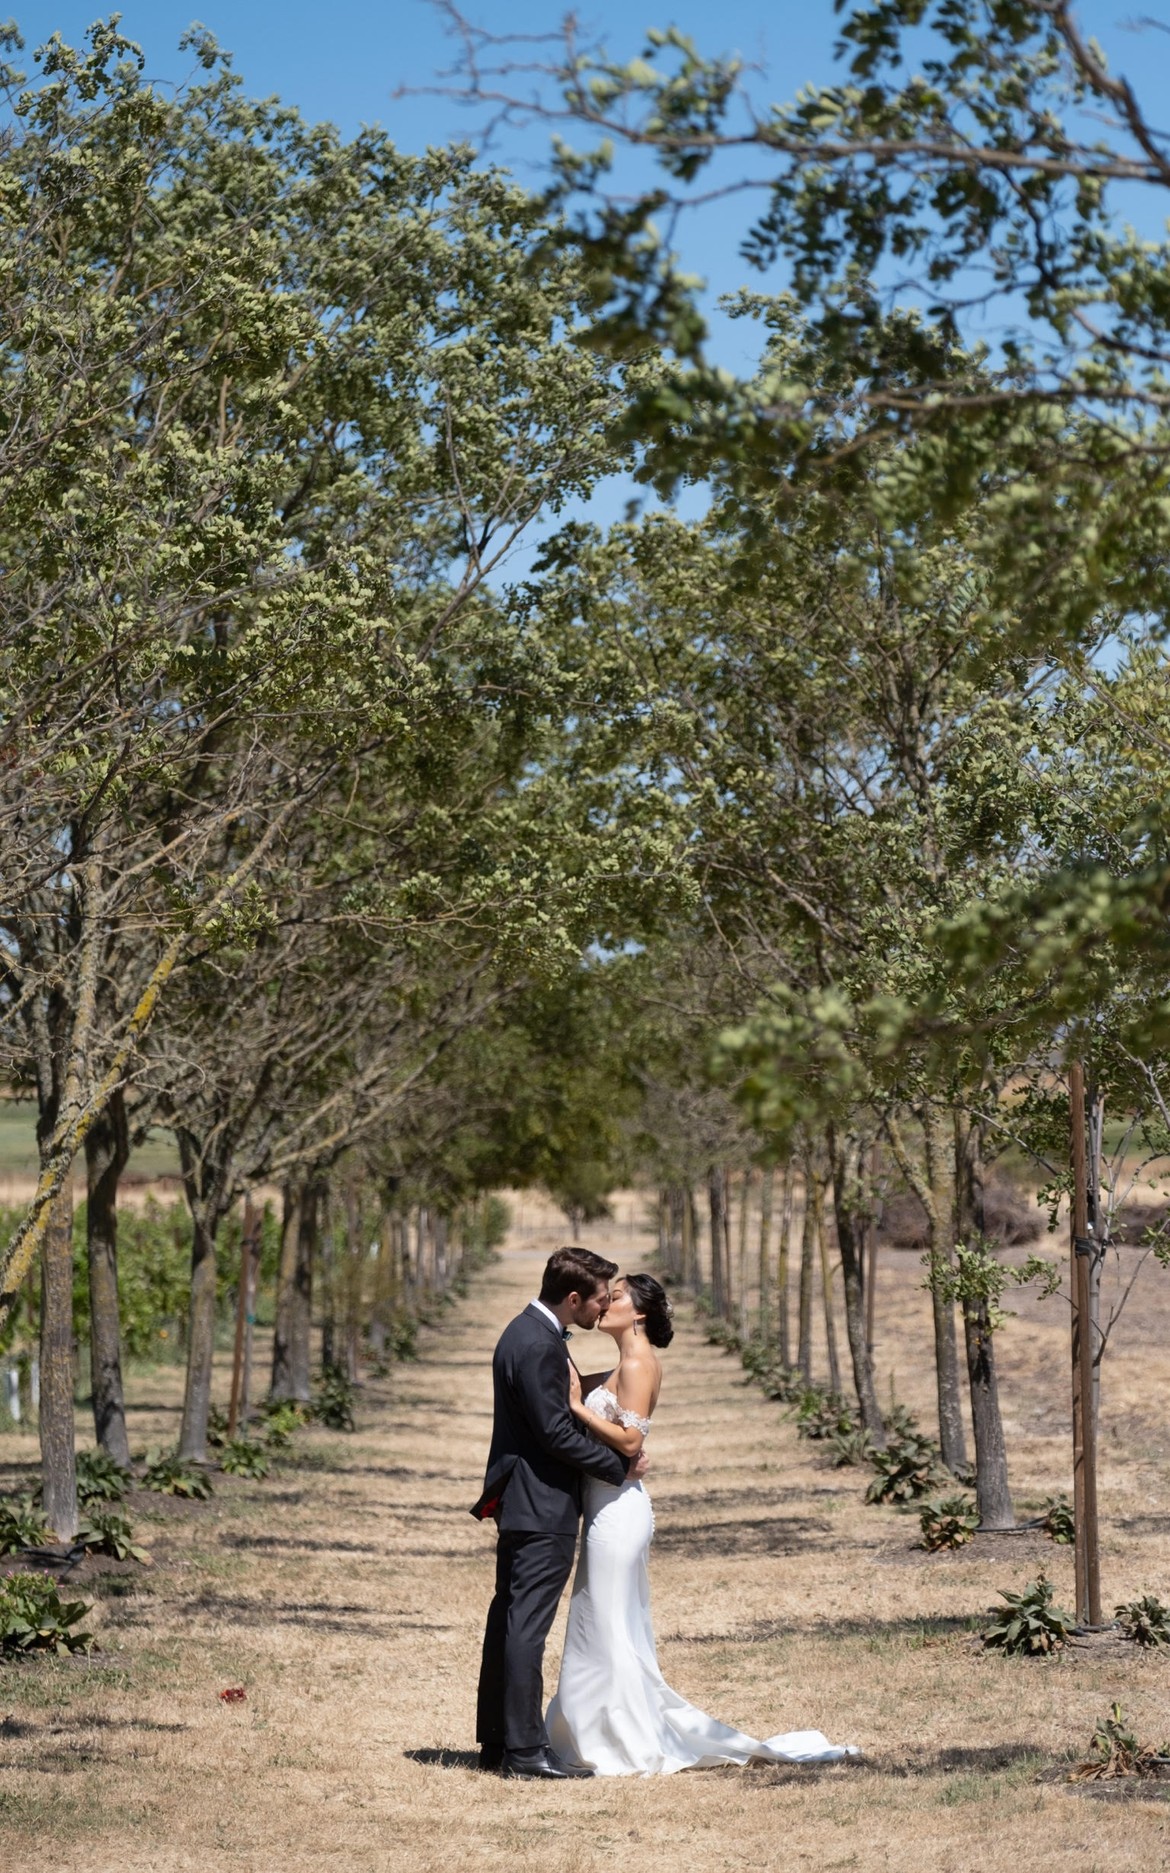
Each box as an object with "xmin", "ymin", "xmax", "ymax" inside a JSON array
[{"xmin": 626, "ymin": 1273, "xmax": 674, "ymax": 1348}]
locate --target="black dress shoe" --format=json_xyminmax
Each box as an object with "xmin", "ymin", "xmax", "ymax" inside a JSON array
[{"xmin": 501, "ymin": 1748, "xmax": 592, "ymax": 1780}]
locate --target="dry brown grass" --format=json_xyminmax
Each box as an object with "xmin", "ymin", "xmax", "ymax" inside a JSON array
[{"xmin": 2, "ymin": 1193, "xmax": 1170, "ymax": 1870}]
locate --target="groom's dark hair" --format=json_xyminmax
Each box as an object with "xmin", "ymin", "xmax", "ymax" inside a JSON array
[{"xmin": 539, "ymin": 1246, "xmax": 618, "ymax": 1306}]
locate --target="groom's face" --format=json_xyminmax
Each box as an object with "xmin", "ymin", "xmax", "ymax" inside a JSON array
[{"xmin": 567, "ymin": 1278, "xmax": 612, "ymax": 1330}]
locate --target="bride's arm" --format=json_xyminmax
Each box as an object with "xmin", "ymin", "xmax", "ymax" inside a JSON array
[{"xmin": 569, "ymin": 1360, "xmax": 654, "ymax": 1459}]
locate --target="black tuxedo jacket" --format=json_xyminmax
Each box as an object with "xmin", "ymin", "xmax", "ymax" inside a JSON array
[{"xmin": 470, "ymin": 1303, "xmax": 627, "ymax": 1534}]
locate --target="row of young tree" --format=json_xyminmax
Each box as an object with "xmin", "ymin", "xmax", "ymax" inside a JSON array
[{"xmin": 6, "ymin": 9, "xmax": 1170, "ymax": 1547}]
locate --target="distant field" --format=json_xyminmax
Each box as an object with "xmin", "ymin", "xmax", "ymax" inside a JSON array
[{"xmin": 0, "ymin": 1104, "xmax": 180, "ymax": 1183}]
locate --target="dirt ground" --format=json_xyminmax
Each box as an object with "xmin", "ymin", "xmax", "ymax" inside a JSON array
[{"xmin": 2, "ymin": 1192, "xmax": 1170, "ymax": 1872}]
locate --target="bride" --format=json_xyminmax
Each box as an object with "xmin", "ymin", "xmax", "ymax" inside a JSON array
[{"xmin": 546, "ymin": 1272, "xmax": 856, "ymax": 1777}]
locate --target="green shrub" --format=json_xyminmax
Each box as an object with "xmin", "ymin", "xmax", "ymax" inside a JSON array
[
  {"xmin": 794, "ymin": 1388, "xmax": 855, "ymax": 1442},
  {"xmin": 0, "ymin": 1571, "xmax": 94, "ymax": 1655},
  {"xmin": 75, "ymin": 1509, "xmax": 149, "ymax": 1564},
  {"xmin": 1042, "ymin": 1496, "xmax": 1075, "ymax": 1545},
  {"xmin": 258, "ymin": 1401, "xmax": 303, "ymax": 1448},
  {"xmin": 1071, "ymin": 1702, "xmax": 1170, "ymax": 1780},
  {"xmin": 75, "ymin": 1448, "xmax": 131, "ymax": 1506},
  {"xmin": 1115, "ymin": 1595, "xmax": 1170, "ymax": 1648},
  {"xmin": 206, "ymin": 1406, "xmax": 230, "ymax": 1450},
  {"xmin": 0, "ymin": 1495, "xmax": 52, "ymax": 1554},
  {"xmin": 310, "ymin": 1366, "xmax": 355, "ymax": 1432},
  {"xmin": 865, "ymin": 1432, "xmax": 941, "ymax": 1505},
  {"xmin": 982, "ymin": 1574, "xmax": 1074, "ymax": 1656},
  {"xmin": 139, "ymin": 1448, "xmax": 214, "ymax": 1499},
  {"xmin": 219, "ymin": 1437, "xmax": 271, "ymax": 1479},
  {"xmin": 829, "ymin": 1427, "xmax": 875, "ymax": 1468},
  {"xmin": 389, "ymin": 1312, "xmax": 419, "ymax": 1363},
  {"xmin": 919, "ymin": 1494, "xmax": 979, "ymax": 1551}
]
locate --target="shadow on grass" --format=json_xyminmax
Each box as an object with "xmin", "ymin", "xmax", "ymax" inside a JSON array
[
  {"xmin": 662, "ymin": 1612, "xmax": 982, "ymax": 1646},
  {"xmin": 405, "ymin": 1747, "xmax": 485, "ymax": 1772},
  {"xmin": 653, "ymin": 1515, "xmax": 831, "ymax": 1558},
  {"xmin": 745, "ymin": 1743, "xmax": 1044, "ymax": 1785},
  {"xmin": 219, "ymin": 1533, "xmax": 383, "ymax": 1556}
]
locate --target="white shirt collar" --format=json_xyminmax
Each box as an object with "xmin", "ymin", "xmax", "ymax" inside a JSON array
[{"xmin": 530, "ymin": 1296, "xmax": 565, "ymax": 1336}]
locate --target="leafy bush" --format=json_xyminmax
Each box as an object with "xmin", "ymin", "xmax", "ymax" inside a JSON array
[
  {"xmin": 865, "ymin": 1432, "xmax": 941, "ymax": 1505},
  {"xmin": 75, "ymin": 1508, "xmax": 149, "ymax": 1564},
  {"xmin": 0, "ymin": 1495, "xmax": 51, "ymax": 1554},
  {"xmin": 75, "ymin": 1448, "xmax": 131, "ymax": 1506},
  {"xmin": 389, "ymin": 1312, "xmax": 419, "ymax": 1363},
  {"xmin": 0, "ymin": 1571, "xmax": 94, "ymax": 1655},
  {"xmin": 1071, "ymin": 1702, "xmax": 1170, "ymax": 1780},
  {"xmin": 1042, "ymin": 1496, "xmax": 1075, "ymax": 1545},
  {"xmin": 139, "ymin": 1448, "xmax": 214, "ymax": 1499},
  {"xmin": 829, "ymin": 1427, "xmax": 875, "ymax": 1468},
  {"xmin": 206, "ymin": 1406, "xmax": 230, "ymax": 1450},
  {"xmin": 310, "ymin": 1366, "xmax": 356, "ymax": 1432},
  {"xmin": 919, "ymin": 1494, "xmax": 979, "ymax": 1551},
  {"xmin": 794, "ymin": 1388, "xmax": 855, "ymax": 1442},
  {"xmin": 1115, "ymin": 1595, "xmax": 1170, "ymax": 1648},
  {"xmin": 258, "ymin": 1401, "xmax": 303, "ymax": 1449},
  {"xmin": 982, "ymin": 1574, "xmax": 1074, "ymax": 1655},
  {"xmin": 219, "ymin": 1437, "xmax": 271, "ymax": 1479},
  {"xmin": 704, "ymin": 1318, "xmax": 742, "ymax": 1355}
]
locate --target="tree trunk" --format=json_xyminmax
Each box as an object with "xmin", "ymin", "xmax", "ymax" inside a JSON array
[
  {"xmin": 707, "ymin": 1168, "xmax": 726, "ymax": 1314},
  {"xmin": 955, "ymin": 1114, "xmax": 1015, "ymax": 1528},
  {"xmin": 815, "ymin": 1172, "xmax": 842, "ymax": 1396},
  {"xmin": 682, "ymin": 1187, "xmax": 697, "ymax": 1292},
  {"xmin": 178, "ymin": 1203, "xmax": 219, "ymax": 1462},
  {"xmin": 85, "ymin": 1088, "xmax": 131, "ymax": 1467},
  {"xmin": 39, "ymin": 1180, "xmax": 78, "ymax": 1540},
  {"xmin": 320, "ymin": 1190, "xmax": 336, "ymax": 1372},
  {"xmin": 797, "ymin": 1154, "xmax": 816, "ymax": 1382},
  {"xmin": 757, "ymin": 1167, "xmax": 774, "ymax": 1342},
  {"xmin": 827, "ymin": 1124, "xmax": 887, "ymax": 1446},
  {"xmin": 923, "ymin": 1105, "xmax": 969, "ymax": 1476},
  {"xmin": 271, "ymin": 1178, "xmax": 318, "ymax": 1403},
  {"xmin": 736, "ymin": 1169, "xmax": 751, "ymax": 1338},
  {"xmin": 776, "ymin": 1161, "xmax": 793, "ymax": 1367}
]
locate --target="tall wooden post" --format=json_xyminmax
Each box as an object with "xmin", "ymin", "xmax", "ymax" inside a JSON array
[{"xmin": 1069, "ymin": 1061, "xmax": 1102, "ymax": 1624}]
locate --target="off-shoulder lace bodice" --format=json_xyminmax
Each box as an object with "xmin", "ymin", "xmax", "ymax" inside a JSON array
[{"xmin": 584, "ymin": 1383, "xmax": 651, "ymax": 1437}]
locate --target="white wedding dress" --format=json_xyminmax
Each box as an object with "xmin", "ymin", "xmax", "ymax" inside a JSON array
[{"xmin": 546, "ymin": 1385, "xmax": 856, "ymax": 1777}]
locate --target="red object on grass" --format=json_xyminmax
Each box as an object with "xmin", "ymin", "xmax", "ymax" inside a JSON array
[{"xmin": 219, "ymin": 1687, "xmax": 247, "ymax": 1703}]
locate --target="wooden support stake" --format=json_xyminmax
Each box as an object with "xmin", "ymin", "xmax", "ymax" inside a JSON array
[{"xmin": 1069, "ymin": 1062, "xmax": 1102, "ymax": 1624}]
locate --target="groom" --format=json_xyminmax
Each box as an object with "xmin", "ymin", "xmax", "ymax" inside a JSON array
[{"xmin": 471, "ymin": 1245, "xmax": 646, "ymax": 1779}]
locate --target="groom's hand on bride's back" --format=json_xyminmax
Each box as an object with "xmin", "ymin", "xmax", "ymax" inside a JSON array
[{"xmin": 629, "ymin": 1449, "xmax": 650, "ymax": 1480}]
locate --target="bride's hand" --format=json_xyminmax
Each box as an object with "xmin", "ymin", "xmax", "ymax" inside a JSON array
[{"xmin": 567, "ymin": 1362, "xmax": 583, "ymax": 1410}]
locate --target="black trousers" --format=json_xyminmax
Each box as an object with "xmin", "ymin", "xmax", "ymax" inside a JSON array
[{"xmin": 476, "ymin": 1528, "xmax": 577, "ymax": 1755}]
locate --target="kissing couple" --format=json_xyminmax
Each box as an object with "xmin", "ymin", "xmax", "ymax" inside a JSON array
[{"xmin": 472, "ymin": 1245, "xmax": 856, "ymax": 1778}]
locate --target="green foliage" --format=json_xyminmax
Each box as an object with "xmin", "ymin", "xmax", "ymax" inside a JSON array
[
  {"xmin": 1072, "ymin": 1703, "xmax": 1170, "ymax": 1781},
  {"xmin": 74, "ymin": 1510, "xmax": 149, "ymax": 1565},
  {"xmin": 257, "ymin": 1402, "xmax": 304, "ymax": 1449},
  {"xmin": 206, "ymin": 1407, "xmax": 230, "ymax": 1450},
  {"xmin": 0, "ymin": 1495, "xmax": 52, "ymax": 1555},
  {"xmin": 0, "ymin": 1572, "xmax": 94, "ymax": 1656},
  {"xmin": 793, "ymin": 1388, "xmax": 855, "ymax": 1442},
  {"xmin": 219, "ymin": 1437, "xmax": 271, "ymax": 1479},
  {"xmin": 139, "ymin": 1449, "xmax": 214, "ymax": 1500},
  {"xmin": 388, "ymin": 1313, "xmax": 419, "ymax": 1364},
  {"xmin": 1115, "ymin": 1596, "xmax": 1170, "ymax": 1649},
  {"xmin": 310, "ymin": 1367, "xmax": 356, "ymax": 1432},
  {"xmin": 829, "ymin": 1427, "xmax": 875, "ymax": 1468},
  {"xmin": 982, "ymin": 1575, "xmax": 1074, "ymax": 1656},
  {"xmin": 1042, "ymin": 1497, "xmax": 1075, "ymax": 1545},
  {"xmin": 919, "ymin": 1495, "xmax": 979, "ymax": 1552},
  {"xmin": 865, "ymin": 1432, "xmax": 941, "ymax": 1505},
  {"xmin": 75, "ymin": 1449, "xmax": 130, "ymax": 1507}
]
